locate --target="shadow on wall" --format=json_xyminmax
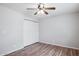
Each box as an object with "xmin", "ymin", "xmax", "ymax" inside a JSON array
[{"xmin": 73, "ymin": 15, "xmax": 79, "ymax": 47}]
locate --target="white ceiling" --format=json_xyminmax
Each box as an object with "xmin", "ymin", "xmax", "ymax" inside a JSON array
[{"xmin": 0, "ymin": 3, "xmax": 79, "ymax": 20}]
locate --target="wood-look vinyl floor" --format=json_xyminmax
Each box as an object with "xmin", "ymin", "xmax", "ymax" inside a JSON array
[{"xmin": 6, "ymin": 42, "xmax": 79, "ymax": 56}]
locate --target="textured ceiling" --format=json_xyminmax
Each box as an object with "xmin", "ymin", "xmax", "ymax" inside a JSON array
[{"xmin": 0, "ymin": 3, "xmax": 79, "ymax": 20}]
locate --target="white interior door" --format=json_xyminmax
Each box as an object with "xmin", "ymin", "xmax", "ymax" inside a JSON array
[{"xmin": 23, "ymin": 20, "xmax": 39, "ymax": 46}]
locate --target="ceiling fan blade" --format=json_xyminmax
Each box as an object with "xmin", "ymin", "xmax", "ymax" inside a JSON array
[
  {"xmin": 34, "ymin": 12, "xmax": 38, "ymax": 15},
  {"xmin": 26, "ymin": 8, "xmax": 37, "ymax": 10},
  {"xmin": 45, "ymin": 7, "xmax": 56, "ymax": 10},
  {"xmin": 43, "ymin": 10, "xmax": 48, "ymax": 15},
  {"xmin": 38, "ymin": 4, "xmax": 41, "ymax": 8}
]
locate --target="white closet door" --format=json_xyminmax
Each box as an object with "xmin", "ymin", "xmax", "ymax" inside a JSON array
[{"xmin": 23, "ymin": 20, "xmax": 39, "ymax": 46}]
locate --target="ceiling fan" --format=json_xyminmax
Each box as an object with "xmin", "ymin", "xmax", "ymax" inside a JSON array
[{"xmin": 26, "ymin": 3, "xmax": 56, "ymax": 15}]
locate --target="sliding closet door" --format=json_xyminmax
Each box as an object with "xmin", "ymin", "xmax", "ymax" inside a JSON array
[{"xmin": 23, "ymin": 20, "xmax": 39, "ymax": 46}]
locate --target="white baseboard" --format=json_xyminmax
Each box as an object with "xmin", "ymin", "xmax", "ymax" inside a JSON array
[
  {"xmin": 39, "ymin": 41, "xmax": 79, "ymax": 50},
  {"xmin": 1, "ymin": 46, "xmax": 24, "ymax": 56},
  {"xmin": 2, "ymin": 41, "xmax": 38, "ymax": 56}
]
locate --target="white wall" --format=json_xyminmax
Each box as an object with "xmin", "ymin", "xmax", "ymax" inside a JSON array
[
  {"xmin": 39, "ymin": 13, "xmax": 79, "ymax": 49},
  {"xmin": 0, "ymin": 5, "xmax": 39, "ymax": 55},
  {"xmin": 0, "ymin": 5, "xmax": 24, "ymax": 55}
]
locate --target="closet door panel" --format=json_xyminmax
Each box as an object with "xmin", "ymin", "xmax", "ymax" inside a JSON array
[{"xmin": 23, "ymin": 20, "xmax": 39, "ymax": 46}]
